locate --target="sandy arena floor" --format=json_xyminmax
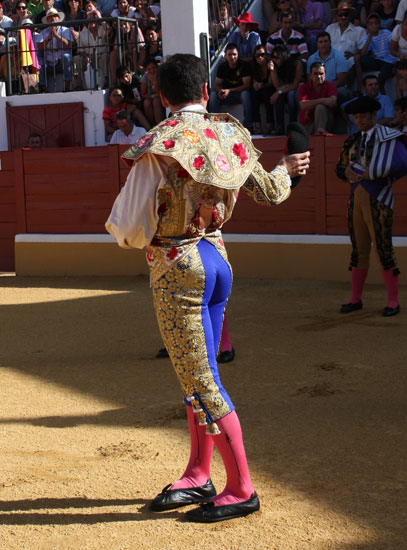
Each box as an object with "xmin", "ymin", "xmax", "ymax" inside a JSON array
[{"xmin": 0, "ymin": 274, "xmax": 406, "ymax": 550}]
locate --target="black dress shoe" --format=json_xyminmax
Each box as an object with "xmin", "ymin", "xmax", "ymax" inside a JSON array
[
  {"xmin": 340, "ymin": 301, "xmax": 363, "ymax": 313},
  {"xmin": 150, "ymin": 479, "xmax": 216, "ymax": 511},
  {"xmin": 217, "ymin": 348, "xmax": 235, "ymax": 364},
  {"xmin": 185, "ymin": 492, "xmax": 260, "ymax": 523},
  {"xmin": 382, "ymin": 304, "xmax": 400, "ymax": 317},
  {"xmin": 156, "ymin": 347, "xmax": 169, "ymax": 358}
]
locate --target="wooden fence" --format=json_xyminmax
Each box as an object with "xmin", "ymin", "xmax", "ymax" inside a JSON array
[{"xmin": 1, "ymin": 136, "xmax": 407, "ymax": 272}]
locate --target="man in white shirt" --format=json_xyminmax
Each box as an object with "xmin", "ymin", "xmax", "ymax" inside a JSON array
[
  {"xmin": 109, "ymin": 110, "xmax": 146, "ymax": 144},
  {"xmin": 395, "ymin": 0, "xmax": 407, "ymax": 23},
  {"xmin": 0, "ymin": 2, "xmax": 13, "ymax": 28},
  {"xmin": 37, "ymin": 7, "xmax": 73, "ymax": 91}
]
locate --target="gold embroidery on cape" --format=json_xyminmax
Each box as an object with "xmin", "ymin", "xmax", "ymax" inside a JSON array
[
  {"xmin": 152, "ymin": 247, "xmax": 233, "ymax": 426},
  {"xmin": 122, "ymin": 111, "xmax": 262, "ymax": 190},
  {"xmin": 244, "ymin": 163, "xmax": 291, "ymax": 206}
]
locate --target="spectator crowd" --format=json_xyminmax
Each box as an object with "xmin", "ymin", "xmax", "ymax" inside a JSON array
[{"xmin": 1, "ymin": 0, "xmax": 407, "ymax": 141}]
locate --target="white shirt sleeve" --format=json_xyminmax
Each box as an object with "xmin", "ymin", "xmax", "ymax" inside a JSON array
[
  {"xmin": 395, "ymin": 0, "xmax": 407, "ymax": 22},
  {"xmin": 105, "ymin": 153, "xmax": 170, "ymax": 249}
]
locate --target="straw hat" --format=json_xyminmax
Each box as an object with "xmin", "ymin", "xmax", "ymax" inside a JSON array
[{"xmin": 42, "ymin": 7, "xmax": 65, "ymax": 23}]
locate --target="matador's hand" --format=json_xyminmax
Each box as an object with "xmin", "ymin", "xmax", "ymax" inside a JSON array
[{"xmin": 280, "ymin": 151, "xmax": 310, "ymax": 178}]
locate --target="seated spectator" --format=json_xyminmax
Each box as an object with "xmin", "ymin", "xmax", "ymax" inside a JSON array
[
  {"xmin": 266, "ymin": 10, "xmax": 308, "ymax": 61},
  {"xmin": 138, "ymin": 24, "xmax": 162, "ymax": 71},
  {"xmin": 111, "ymin": 0, "xmax": 137, "ymax": 19},
  {"xmin": 359, "ymin": 12, "xmax": 398, "ymax": 92},
  {"xmin": 269, "ymin": 44, "xmax": 303, "ymax": 134},
  {"xmin": 0, "ymin": 1, "xmax": 14, "ymax": 26},
  {"xmin": 307, "ymin": 31, "xmax": 352, "ymax": 104},
  {"xmin": 298, "ymin": 61, "xmax": 337, "ymax": 134},
  {"xmin": 116, "ymin": 64, "xmax": 150, "ymax": 128},
  {"xmin": 12, "ymin": 0, "xmax": 29, "ymax": 25},
  {"xmin": 133, "ymin": 0, "xmax": 157, "ymax": 34},
  {"xmin": 267, "ymin": 0, "xmax": 302, "ymax": 35},
  {"xmin": 326, "ymin": 1, "xmax": 366, "ymax": 88},
  {"xmin": 63, "ymin": 0, "xmax": 85, "ymax": 30},
  {"xmin": 342, "ymin": 74, "xmax": 394, "ymax": 131},
  {"xmin": 209, "ymin": 1, "xmax": 234, "ymax": 43},
  {"xmin": 395, "ymin": 0, "xmax": 407, "ymax": 24},
  {"xmin": 34, "ymin": 0, "xmax": 57, "ymax": 24},
  {"xmin": 227, "ymin": 12, "xmax": 261, "ymax": 61},
  {"xmin": 83, "ymin": 0, "xmax": 96, "ymax": 12},
  {"xmin": 140, "ymin": 58, "xmax": 165, "ymax": 126},
  {"xmin": 390, "ymin": 11, "xmax": 407, "ymax": 60},
  {"xmin": 103, "ymin": 86, "xmax": 132, "ymax": 141},
  {"xmin": 296, "ymin": 0, "xmax": 327, "ymax": 54},
  {"xmin": 375, "ymin": 0, "xmax": 397, "ymax": 30},
  {"xmin": 348, "ymin": 0, "xmax": 366, "ymax": 26},
  {"xmin": 109, "ymin": 109, "xmax": 146, "ymax": 144},
  {"xmin": 250, "ymin": 44, "xmax": 275, "ymax": 134},
  {"xmin": 208, "ymin": 42, "xmax": 253, "ymax": 132},
  {"xmin": 109, "ymin": 19, "xmax": 139, "ymax": 81},
  {"xmin": 37, "ymin": 7, "xmax": 73, "ymax": 92},
  {"xmin": 73, "ymin": 8, "xmax": 109, "ymax": 90},
  {"xmin": 27, "ymin": 132, "xmax": 42, "ymax": 147},
  {"xmin": 395, "ymin": 59, "xmax": 407, "ymax": 97},
  {"xmin": 27, "ymin": 0, "xmax": 46, "ymax": 21},
  {"xmin": 0, "ymin": 27, "xmax": 18, "ymax": 86}
]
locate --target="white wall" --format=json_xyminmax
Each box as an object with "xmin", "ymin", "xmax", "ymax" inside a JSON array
[
  {"xmin": 0, "ymin": 87, "xmax": 108, "ymax": 151},
  {"xmin": 161, "ymin": 0, "xmax": 209, "ymax": 58}
]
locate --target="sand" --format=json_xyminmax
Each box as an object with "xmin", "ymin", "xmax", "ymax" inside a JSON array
[{"xmin": 0, "ymin": 274, "xmax": 406, "ymax": 550}]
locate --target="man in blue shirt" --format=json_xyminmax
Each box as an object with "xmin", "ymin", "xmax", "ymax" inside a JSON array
[
  {"xmin": 228, "ymin": 12, "xmax": 261, "ymax": 61},
  {"xmin": 307, "ymin": 31, "xmax": 352, "ymax": 105},
  {"xmin": 342, "ymin": 74, "xmax": 394, "ymax": 132}
]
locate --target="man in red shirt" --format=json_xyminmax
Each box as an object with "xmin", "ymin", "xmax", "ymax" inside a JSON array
[{"xmin": 298, "ymin": 61, "xmax": 337, "ymax": 134}]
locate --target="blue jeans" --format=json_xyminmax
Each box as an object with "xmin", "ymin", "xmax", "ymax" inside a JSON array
[
  {"xmin": 208, "ymin": 89, "xmax": 253, "ymax": 129},
  {"xmin": 39, "ymin": 53, "xmax": 72, "ymax": 86}
]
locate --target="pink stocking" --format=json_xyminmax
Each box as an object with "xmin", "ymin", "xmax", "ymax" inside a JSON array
[
  {"xmin": 171, "ymin": 406, "xmax": 214, "ymax": 490},
  {"xmin": 210, "ymin": 411, "xmax": 254, "ymax": 506},
  {"xmin": 382, "ymin": 270, "xmax": 399, "ymax": 308},
  {"xmin": 351, "ymin": 268, "xmax": 368, "ymax": 303},
  {"xmin": 219, "ymin": 313, "xmax": 232, "ymax": 352}
]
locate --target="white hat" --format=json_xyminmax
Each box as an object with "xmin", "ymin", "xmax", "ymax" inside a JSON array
[
  {"xmin": 21, "ymin": 17, "xmax": 34, "ymax": 25},
  {"xmin": 42, "ymin": 7, "xmax": 65, "ymax": 23}
]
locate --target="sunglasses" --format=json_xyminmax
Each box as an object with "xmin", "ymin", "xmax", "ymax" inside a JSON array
[
  {"xmin": 255, "ymin": 52, "xmax": 266, "ymax": 57},
  {"xmin": 17, "ymin": 5, "xmax": 27, "ymax": 8},
  {"xmin": 338, "ymin": 12, "xmax": 350, "ymax": 16},
  {"xmin": 111, "ymin": 93, "xmax": 123, "ymax": 97}
]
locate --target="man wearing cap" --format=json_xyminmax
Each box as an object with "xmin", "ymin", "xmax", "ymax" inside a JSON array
[
  {"xmin": 37, "ymin": 6, "xmax": 73, "ymax": 91},
  {"xmin": 227, "ymin": 12, "xmax": 261, "ymax": 61},
  {"xmin": 325, "ymin": 1, "xmax": 365, "ymax": 87},
  {"xmin": 336, "ymin": 95, "xmax": 407, "ymax": 317},
  {"xmin": 0, "ymin": 2, "xmax": 13, "ymax": 28}
]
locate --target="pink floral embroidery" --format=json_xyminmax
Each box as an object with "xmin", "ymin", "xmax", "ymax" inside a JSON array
[
  {"xmin": 136, "ymin": 133, "xmax": 156, "ymax": 148},
  {"xmin": 204, "ymin": 128, "xmax": 218, "ymax": 140},
  {"xmin": 160, "ymin": 120, "xmax": 180, "ymax": 127},
  {"xmin": 219, "ymin": 238, "xmax": 224, "ymax": 247},
  {"xmin": 163, "ymin": 140, "xmax": 176, "ymax": 150},
  {"xmin": 233, "ymin": 142, "xmax": 248, "ymax": 166},
  {"xmin": 216, "ymin": 154, "xmax": 231, "ymax": 172},
  {"xmin": 146, "ymin": 248, "xmax": 155, "ymax": 264},
  {"xmin": 176, "ymin": 167, "xmax": 190, "ymax": 179},
  {"xmin": 166, "ymin": 247, "xmax": 178, "ymax": 260},
  {"xmin": 193, "ymin": 156, "xmax": 205, "ymax": 170}
]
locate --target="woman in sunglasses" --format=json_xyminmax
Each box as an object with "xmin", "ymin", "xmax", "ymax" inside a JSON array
[
  {"xmin": 269, "ymin": 44, "xmax": 303, "ymax": 135},
  {"xmin": 12, "ymin": 0, "xmax": 29, "ymax": 25},
  {"xmin": 250, "ymin": 44, "xmax": 275, "ymax": 134}
]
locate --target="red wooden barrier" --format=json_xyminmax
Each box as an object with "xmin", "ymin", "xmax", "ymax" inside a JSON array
[{"xmin": 1, "ymin": 137, "xmax": 407, "ymax": 272}]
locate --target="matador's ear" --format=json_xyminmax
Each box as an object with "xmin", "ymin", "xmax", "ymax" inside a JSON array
[{"xmin": 285, "ymin": 122, "xmax": 309, "ymax": 189}]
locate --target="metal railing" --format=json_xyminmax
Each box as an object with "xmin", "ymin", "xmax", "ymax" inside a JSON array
[{"xmin": 1, "ymin": 16, "xmax": 146, "ymax": 96}]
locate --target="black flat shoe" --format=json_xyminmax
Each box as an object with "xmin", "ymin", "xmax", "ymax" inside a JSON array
[
  {"xmin": 185, "ymin": 492, "xmax": 260, "ymax": 523},
  {"xmin": 150, "ymin": 479, "xmax": 216, "ymax": 511},
  {"xmin": 340, "ymin": 301, "xmax": 363, "ymax": 313},
  {"xmin": 382, "ymin": 304, "xmax": 400, "ymax": 317},
  {"xmin": 156, "ymin": 347, "xmax": 169, "ymax": 358},
  {"xmin": 217, "ymin": 348, "xmax": 235, "ymax": 364}
]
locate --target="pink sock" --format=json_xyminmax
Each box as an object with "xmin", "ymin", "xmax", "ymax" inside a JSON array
[
  {"xmin": 210, "ymin": 411, "xmax": 254, "ymax": 506},
  {"xmin": 382, "ymin": 270, "xmax": 399, "ymax": 308},
  {"xmin": 219, "ymin": 314, "xmax": 232, "ymax": 352},
  {"xmin": 171, "ymin": 406, "xmax": 214, "ymax": 490},
  {"xmin": 351, "ymin": 268, "xmax": 368, "ymax": 303}
]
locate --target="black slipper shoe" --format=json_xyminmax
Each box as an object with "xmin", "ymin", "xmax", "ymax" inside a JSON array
[
  {"xmin": 185, "ymin": 492, "xmax": 260, "ymax": 523},
  {"xmin": 150, "ymin": 479, "xmax": 216, "ymax": 511}
]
